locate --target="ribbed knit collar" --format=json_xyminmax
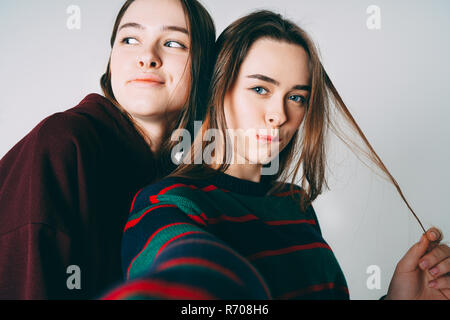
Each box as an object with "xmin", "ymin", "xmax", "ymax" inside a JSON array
[{"xmin": 204, "ymin": 171, "xmax": 274, "ymax": 197}]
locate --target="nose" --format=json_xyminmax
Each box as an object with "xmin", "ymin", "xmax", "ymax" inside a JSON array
[
  {"xmin": 265, "ymin": 102, "xmax": 287, "ymax": 128},
  {"xmin": 137, "ymin": 48, "xmax": 162, "ymax": 70}
]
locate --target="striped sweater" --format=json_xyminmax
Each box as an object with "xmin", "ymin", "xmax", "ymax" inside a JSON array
[{"xmin": 104, "ymin": 172, "xmax": 350, "ymax": 300}]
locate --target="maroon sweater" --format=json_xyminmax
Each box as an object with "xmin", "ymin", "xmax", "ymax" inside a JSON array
[{"xmin": 0, "ymin": 93, "xmax": 168, "ymax": 299}]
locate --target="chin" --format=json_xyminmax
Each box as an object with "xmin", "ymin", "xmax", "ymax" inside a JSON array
[
  {"xmin": 245, "ymin": 151, "xmax": 275, "ymax": 165},
  {"xmin": 256, "ymin": 145, "xmax": 279, "ymax": 161},
  {"xmin": 127, "ymin": 99, "xmax": 169, "ymax": 117},
  {"xmin": 257, "ymin": 156, "xmax": 276, "ymax": 165}
]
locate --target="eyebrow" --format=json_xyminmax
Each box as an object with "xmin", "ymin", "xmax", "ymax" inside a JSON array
[
  {"xmin": 118, "ymin": 22, "xmax": 189, "ymax": 35},
  {"xmin": 246, "ymin": 74, "xmax": 311, "ymax": 91}
]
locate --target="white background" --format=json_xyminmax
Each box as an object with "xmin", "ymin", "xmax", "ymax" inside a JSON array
[{"xmin": 0, "ymin": 0, "xmax": 449, "ymax": 299}]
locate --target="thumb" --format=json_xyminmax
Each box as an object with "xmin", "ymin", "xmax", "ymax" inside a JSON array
[{"xmin": 397, "ymin": 234, "xmax": 429, "ymax": 272}]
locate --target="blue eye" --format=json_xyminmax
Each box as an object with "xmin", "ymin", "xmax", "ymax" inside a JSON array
[
  {"xmin": 252, "ymin": 87, "xmax": 268, "ymax": 95},
  {"xmin": 165, "ymin": 41, "xmax": 186, "ymax": 48},
  {"xmin": 289, "ymin": 95, "xmax": 306, "ymax": 104},
  {"xmin": 121, "ymin": 37, "xmax": 139, "ymax": 45}
]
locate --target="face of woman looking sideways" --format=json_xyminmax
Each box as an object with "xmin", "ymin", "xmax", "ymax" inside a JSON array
[
  {"xmin": 223, "ymin": 38, "xmax": 311, "ymax": 165},
  {"xmin": 110, "ymin": 0, "xmax": 191, "ymax": 121}
]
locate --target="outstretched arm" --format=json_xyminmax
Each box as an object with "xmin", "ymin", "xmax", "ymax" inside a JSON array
[{"xmin": 102, "ymin": 204, "xmax": 271, "ymax": 300}]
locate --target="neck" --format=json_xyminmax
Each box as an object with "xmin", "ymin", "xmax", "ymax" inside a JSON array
[
  {"xmin": 208, "ymin": 143, "xmax": 263, "ymax": 183},
  {"xmin": 131, "ymin": 113, "xmax": 178, "ymax": 154},
  {"xmin": 224, "ymin": 162, "xmax": 263, "ymax": 183}
]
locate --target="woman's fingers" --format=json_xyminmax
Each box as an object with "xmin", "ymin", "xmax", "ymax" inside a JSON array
[
  {"xmin": 428, "ymin": 271, "xmax": 450, "ymax": 290},
  {"xmin": 419, "ymin": 244, "xmax": 450, "ymax": 272},
  {"xmin": 427, "ymin": 257, "xmax": 450, "ymax": 279}
]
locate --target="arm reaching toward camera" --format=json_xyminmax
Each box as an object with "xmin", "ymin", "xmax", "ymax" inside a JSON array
[{"xmin": 102, "ymin": 203, "xmax": 271, "ymax": 300}]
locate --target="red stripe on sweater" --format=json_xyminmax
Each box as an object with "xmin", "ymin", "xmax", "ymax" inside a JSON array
[
  {"xmin": 124, "ymin": 204, "xmax": 178, "ymax": 231},
  {"xmin": 265, "ymin": 219, "xmax": 316, "ymax": 226},
  {"xmin": 279, "ymin": 282, "xmax": 338, "ymax": 299},
  {"xmin": 126, "ymin": 222, "xmax": 193, "ymax": 280},
  {"xmin": 102, "ymin": 279, "xmax": 216, "ymax": 300},
  {"xmin": 155, "ymin": 257, "xmax": 244, "ymax": 286},
  {"xmin": 149, "ymin": 183, "xmax": 198, "ymax": 204},
  {"xmin": 340, "ymin": 286, "xmax": 350, "ymax": 295},
  {"xmin": 129, "ymin": 188, "xmax": 143, "ymax": 213},
  {"xmin": 185, "ymin": 213, "xmax": 314, "ymax": 227},
  {"xmin": 273, "ymin": 190, "xmax": 302, "ymax": 197},
  {"xmin": 149, "ymin": 195, "xmax": 159, "ymax": 204},
  {"xmin": 202, "ymin": 185, "xmax": 217, "ymax": 192},
  {"xmin": 247, "ymin": 242, "xmax": 331, "ymax": 261},
  {"xmin": 188, "ymin": 213, "xmax": 207, "ymax": 226},
  {"xmin": 161, "ymin": 238, "xmax": 272, "ymax": 299},
  {"xmin": 153, "ymin": 231, "xmax": 205, "ymax": 261},
  {"xmin": 207, "ymin": 214, "xmax": 259, "ymax": 224}
]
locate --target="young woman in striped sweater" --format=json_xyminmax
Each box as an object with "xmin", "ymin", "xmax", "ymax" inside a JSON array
[{"xmin": 104, "ymin": 10, "xmax": 449, "ymax": 300}]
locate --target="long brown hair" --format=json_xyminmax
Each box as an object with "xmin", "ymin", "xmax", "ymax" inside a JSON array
[
  {"xmin": 169, "ymin": 10, "xmax": 425, "ymax": 232},
  {"xmin": 100, "ymin": 0, "xmax": 216, "ymax": 173}
]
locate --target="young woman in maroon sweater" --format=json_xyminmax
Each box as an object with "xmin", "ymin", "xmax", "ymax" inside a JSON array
[{"xmin": 0, "ymin": 0, "xmax": 215, "ymax": 299}]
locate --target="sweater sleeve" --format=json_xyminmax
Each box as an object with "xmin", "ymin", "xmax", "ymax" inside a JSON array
[
  {"xmin": 102, "ymin": 202, "xmax": 272, "ymax": 300},
  {"xmin": 0, "ymin": 223, "xmax": 73, "ymax": 299},
  {"xmin": 0, "ymin": 113, "xmax": 98, "ymax": 299}
]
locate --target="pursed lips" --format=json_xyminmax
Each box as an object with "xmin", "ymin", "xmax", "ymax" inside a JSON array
[
  {"xmin": 128, "ymin": 75, "xmax": 165, "ymax": 86},
  {"xmin": 256, "ymin": 134, "xmax": 280, "ymax": 142}
]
